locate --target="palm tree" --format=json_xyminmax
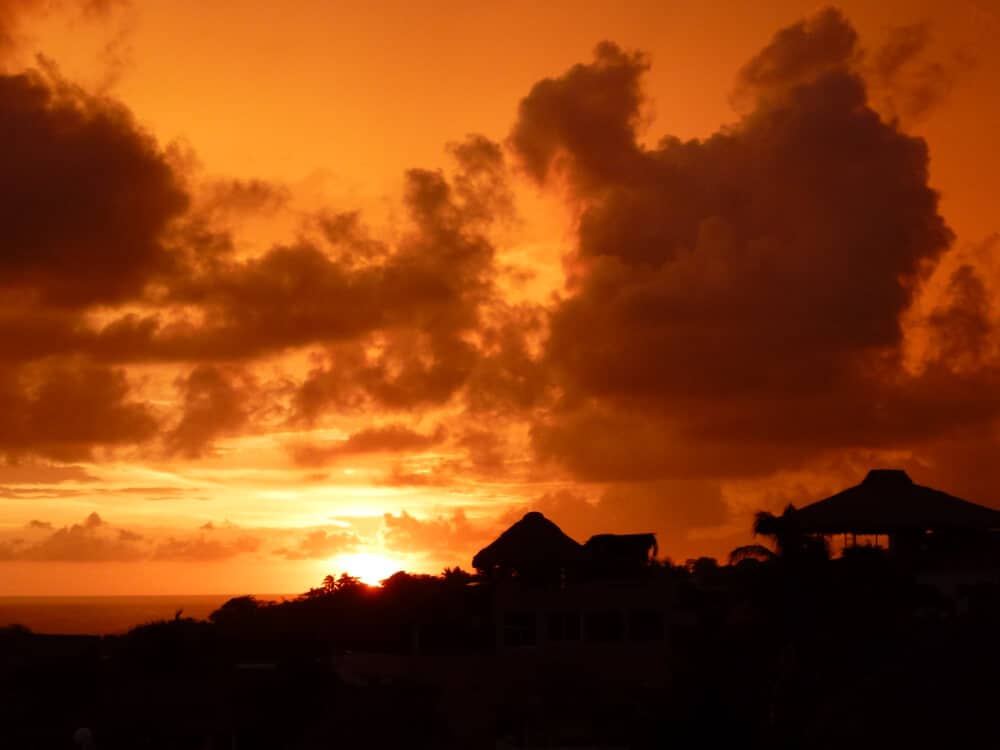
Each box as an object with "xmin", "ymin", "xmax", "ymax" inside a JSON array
[
  {"xmin": 728, "ymin": 544, "xmax": 777, "ymax": 565},
  {"xmin": 441, "ymin": 566, "xmax": 475, "ymax": 585},
  {"xmin": 751, "ymin": 505, "xmax": 828, "ymax": 564}
]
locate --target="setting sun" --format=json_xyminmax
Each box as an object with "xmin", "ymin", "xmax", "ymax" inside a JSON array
[{"xmin": 331, "ymin": 553, "xmax": 407, "ymax": 586}]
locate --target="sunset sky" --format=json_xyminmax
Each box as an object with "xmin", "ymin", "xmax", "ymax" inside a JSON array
[{"xmin": 1, "ymin": 0, "xmax": 999, "ymax": 594}]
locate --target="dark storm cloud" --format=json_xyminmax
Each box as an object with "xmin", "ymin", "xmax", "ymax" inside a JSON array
[{"xmin": 509, "ymin": 8, "xmax": 989, "ymax": 482}]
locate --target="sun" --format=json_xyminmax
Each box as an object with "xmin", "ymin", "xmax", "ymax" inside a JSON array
[{"xmin": 331, "ymin": 552, "xmax": 406, "ymax": 586}]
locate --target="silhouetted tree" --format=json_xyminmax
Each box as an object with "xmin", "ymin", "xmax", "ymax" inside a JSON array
[
  {"xmin": 333, "ymin": 572, "xmax": 364, "ymax": 591},
  {"xmin": 209, "ymin": 594, "xmax": 263, "ymax": 627},
  {"xmin": 441, "ymin": 566, "xmax": 475, "ymax": 585},
  {"xmin": 752, "ymin": 505, "xmax": 828, "ymax": 564},
  {"xmin": 686, "ymin": 557, "xmax": 720, "ymax": 577},
  {"xmin": 728, "ymin": 544, "xmax": 777, "ymax": 565}
]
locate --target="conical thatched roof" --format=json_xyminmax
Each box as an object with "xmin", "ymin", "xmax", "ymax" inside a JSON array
[
  {"xmin": 472, "ymin": 511, "xmax": 584, "ymax": 572},
  {"xmin": 794, "ymin": 469, "xmax": 1000, "ymax": 534}
]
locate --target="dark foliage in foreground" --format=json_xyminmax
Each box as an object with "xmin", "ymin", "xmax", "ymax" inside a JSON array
[{"xmin": 2, "ymin": 555, "xmax": 1000, "ymax": 748}]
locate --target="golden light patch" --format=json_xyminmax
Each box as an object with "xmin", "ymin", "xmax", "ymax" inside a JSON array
[{"xmin": 330, "ymin": 551, "xmax": 407, "ymax": 586}]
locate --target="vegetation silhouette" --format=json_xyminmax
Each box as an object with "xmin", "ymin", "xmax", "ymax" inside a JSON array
[{"xmin": 3, "ymin": 475, "xmax": 1000, "ymax": 748}]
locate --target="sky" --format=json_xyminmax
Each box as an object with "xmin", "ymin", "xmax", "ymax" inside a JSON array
[{"xmin": 0, "ymin": 0, "xmax": 999, "ymax": 594}]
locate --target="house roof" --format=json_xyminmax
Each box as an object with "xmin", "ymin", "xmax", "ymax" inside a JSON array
[
  {"xmin": 471, "ymin": 512, "xmax": 584, "ymax": 572},
  {"xmin": 584, "ymin": 533, "xmax": 658, "ymax": 561},
  {"xmin": 794, "ymin": 469, "xmax": 1000, "ymax": 534}
]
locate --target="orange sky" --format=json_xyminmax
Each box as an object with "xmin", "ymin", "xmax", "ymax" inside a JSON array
[{"xmin": 0, "ymin": 0, "xmax": 999, "ymax": 594}]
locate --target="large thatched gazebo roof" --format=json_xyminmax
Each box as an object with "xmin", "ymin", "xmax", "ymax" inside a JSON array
[
  {"xmin": 794, "ymin": 469, "xmax": 1000, "ymax": 536},
  {"xmin": 472, "ymin": 511, "xmax": 585, "ymax": 574}
]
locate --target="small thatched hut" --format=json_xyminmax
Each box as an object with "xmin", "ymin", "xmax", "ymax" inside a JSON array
[{"xmin": 472, "ymin": 512, "xmax": 585, "ymax": 579}]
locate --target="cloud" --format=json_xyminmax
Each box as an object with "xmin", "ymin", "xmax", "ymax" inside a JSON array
[
  {"xmin": 868, "ymin": 22, "xmax": 974, "ymax": 123},
  {"xmin": 0, "ymin": 462, "xmax": 95, "ymax": 484},
  {"xmin": 0, "ymin": 361, "xmax": 156, "ymax": 461},
  {"xmin": 152, "ymin": 533, "xmax": 260, "ymax": 562},
  {"xmin": 0, "ymin": 1, "xmax": 128, "ymax": 56},
  {"xmin": 510, "ymin": 41, "xmax": 649, "ymax": 191},
  {"xmin": 288, "ymin": 424, "xmax": 445, "ymax": 467},
  {"xmin": 500, "ymin": 483, "xmax": 729, "ymax": 560},
  {"xmin": 274, "ymin": 528, "xmax": 358, "ymax": 560},
  {"xmin": 197, "ymin": 178, "xmax": 290, "ymax": 220},
  {"xmin": 0, "ymin": 511, "xmax": 144, "ymax": 561},
  {"xmin": 165, "ymin": 365, "xmax": 256, "ymax": 458},
  {"xmin": 0, "ymin": 2, "xmax": 998, "ymax": 569},
  {"xmin": 731, "ymin": 7, "xmax": 858, "ymax": 108},
  {"xmin": 0, "ymin": 84, "xmax": 517, "ymax": 460},
  {"xmin": 0, "ymin": 67, "xmax": 187, "ymax": 306},
  {"xmin": 76, "ymin": 135, "xmax": 510, "ymax": 371},
  {"xmin": 510, "ymin": 10, "xmax": 978, "ymax": 484},
  {"xmin": 381, "ymin": 509, "xmax": 494, "ymax": 562},
  {"xmin": 0, "ymin": 512, "xmax": 263, "ymax": 562}
]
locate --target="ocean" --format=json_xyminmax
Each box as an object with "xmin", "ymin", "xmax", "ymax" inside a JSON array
[{"xmin": 0, "ymin": 594, "xmax": 294, "ymax": 635}]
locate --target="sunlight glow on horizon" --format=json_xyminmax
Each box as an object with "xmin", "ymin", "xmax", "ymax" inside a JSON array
[{"xmin": 330, "ymin": 552, "xmax": 411, "ymax": 586}]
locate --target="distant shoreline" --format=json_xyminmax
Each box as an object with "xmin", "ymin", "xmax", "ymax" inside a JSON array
[{"xmin": 0, "ymin": 594, "xmax": 295, "ymax": 636}]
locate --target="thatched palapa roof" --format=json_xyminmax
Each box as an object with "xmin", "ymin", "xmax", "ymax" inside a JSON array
[
  {"xmin": 584, "ymin": 533, "xmax": 658, "ymax": 562},
  {"xmin": 472, "ymin": 511, "xmax": 584, "ymax": 572},
  {"xmin": 794, "ymin": 469, "xmax": 1000, "ymax": 535}
]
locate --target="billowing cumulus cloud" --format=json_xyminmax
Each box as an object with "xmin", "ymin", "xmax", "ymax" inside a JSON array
[
  {"xmin": 510, "ymin": 9, "xmax": 991, "ymax": 485},
  {"xmin": 2, "ymin": 3, "xmax": 1000, "ymax": 581},
  {"xmin": 0, "ymin": 55, "xmax": 517, "ymax": 460}
]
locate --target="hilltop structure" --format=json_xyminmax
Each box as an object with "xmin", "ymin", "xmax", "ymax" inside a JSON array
[
  {"xmin": 471, "ymin": 512, "xmax": 673, "ymax": 651},
  {"xmin": 472, "ymin": 511, "xmax": 658, "ymax": 583},
  {"xmin": 795, "ymin": 469, "xmax": 1000, "ymax": 538},
  {"xmin": 794, "ymin": 469, "xmax": 1000, "ymax": 575}
]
